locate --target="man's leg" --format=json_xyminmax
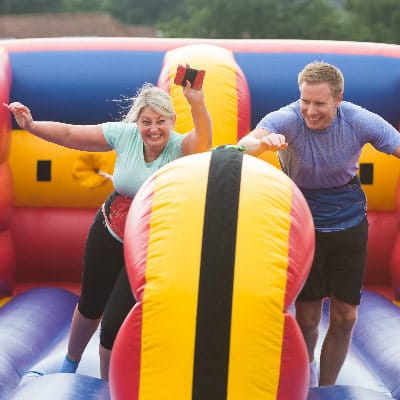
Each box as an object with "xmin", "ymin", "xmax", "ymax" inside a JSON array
[
  {"xmin": 295, "ymin": 299, "xmax": 323, "ymax": 362},
  {"xmin": 295, "ymin": 299, "xmax": 323, "ymax": 388},
  {"xmin": 319, "ymin": 295, "xmax": 357, "ymax": 386}
]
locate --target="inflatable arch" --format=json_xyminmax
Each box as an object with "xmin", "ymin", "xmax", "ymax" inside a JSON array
[{"xmin": 0, "ymin": 37, "xmax": 399, "ymax": 400}]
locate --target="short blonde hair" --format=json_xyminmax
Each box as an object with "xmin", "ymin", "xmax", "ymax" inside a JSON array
[
  {"xmin": 298, "ymin": 61, "xmax": 344, "ymax": 97},
  {"xmin": 123, "ymin": 83, "xmax": 175, "ymax": 122}
]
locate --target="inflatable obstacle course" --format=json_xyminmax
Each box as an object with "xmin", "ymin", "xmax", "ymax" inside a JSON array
[{"xmin": 0, "ymin": 37, "xmax": 399, "ymax": 399}]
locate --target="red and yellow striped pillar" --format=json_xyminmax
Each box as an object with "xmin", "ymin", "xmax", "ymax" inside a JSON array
[
  {"xmin": 110, "ymin": 148, "xmax": 315, "ymax": 400},
  {"xmin": 157, "ymin": 43, "xmax": 251, "ymax": 146}
]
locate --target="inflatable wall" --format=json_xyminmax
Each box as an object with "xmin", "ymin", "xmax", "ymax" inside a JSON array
[{"xmin": 0, "ymin": 37, "xmax": 399, "ymax": 400}]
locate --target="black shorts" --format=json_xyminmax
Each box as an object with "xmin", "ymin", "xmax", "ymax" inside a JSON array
[
  {"xmin": 78, "ymin": 207, "xmax": 136, "ymax": 349},
  {"xmin": 297, "ymin": 217, "xmax": 369, "ymax": 305}
]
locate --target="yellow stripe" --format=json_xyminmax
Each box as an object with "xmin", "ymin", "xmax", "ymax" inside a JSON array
[
  {"xmin": 165, "ymin": 44, "xmax": 240, "ymax": 147},
  {"xmin": 229, "ymin": 156, "xmax": 294, "ymax": 399},
  {"xmin": 139, "ymin": 153, "xmax": 211, "ymax": 399}
]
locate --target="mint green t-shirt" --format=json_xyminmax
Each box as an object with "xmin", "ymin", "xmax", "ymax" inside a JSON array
[{"xmin": 102, "ymin": 122, "xmax": 186, "ymax": 197}]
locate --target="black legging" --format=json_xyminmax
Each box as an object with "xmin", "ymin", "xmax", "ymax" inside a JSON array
[{"xmin": 78, "ymin": 208, "xmax": 136, "ymax": 349}]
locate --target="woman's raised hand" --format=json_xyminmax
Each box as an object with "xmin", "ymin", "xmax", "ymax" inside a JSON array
[{"xmin": 3, "ymin": 102, "xmax": 35, "ymax": 132}]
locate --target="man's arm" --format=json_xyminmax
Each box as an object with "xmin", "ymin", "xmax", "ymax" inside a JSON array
[
  {"xmin": 393, "ymin": 145, "xmax": 400, "ymax": 158},
  {"xmin": 237, "ymin": 128, "xmax": 288, "ymax": 156}
]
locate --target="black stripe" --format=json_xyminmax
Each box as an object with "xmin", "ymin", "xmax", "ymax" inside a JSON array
[{"xmin": 192, "ymin": 149, "xmax": 243, "ymax": 400}]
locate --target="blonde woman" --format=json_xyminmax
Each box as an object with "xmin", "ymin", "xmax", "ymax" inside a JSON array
[{"xmin": 5, "ymin": 79, "xmax": 212, "ymax": 380}]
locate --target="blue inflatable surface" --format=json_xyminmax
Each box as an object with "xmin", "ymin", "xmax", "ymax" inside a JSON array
[
  {"xmin": 1, "ymin": 287, "xmax": 400, "ymax": 399},
  {"xmin": 0, "ymin": 288, "xmax": 109, "ymax": 399}
]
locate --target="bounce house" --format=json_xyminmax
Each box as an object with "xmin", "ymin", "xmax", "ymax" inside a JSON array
[{"xmin": 0, "ymin": 37, "xmax": 399, "ymax": 400}]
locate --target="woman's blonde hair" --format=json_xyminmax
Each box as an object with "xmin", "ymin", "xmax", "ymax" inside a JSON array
[
  {"xmin": 123, "ymin": 83, "xmax": 175, "ymax": 123},
  {"xmin": 298, "ymin": 61, "xmax": 344, "ymax": 97}
]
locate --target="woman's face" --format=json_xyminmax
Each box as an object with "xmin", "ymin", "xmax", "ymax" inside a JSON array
[
  {"xmin": 137, "ymin": 107, "xmax": 175, "ymax": 158},
  {"xmin": 299, "ymin": 81, "xmax": 342, "ymax": 130}
]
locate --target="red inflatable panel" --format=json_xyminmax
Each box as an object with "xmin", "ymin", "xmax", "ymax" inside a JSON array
[
  {"xmin": 364, "ymin": 211, "xmax": 397, "ymax": 287},
  {"xmin": 11, "ymin": 207, "xmax": 96, "ymax": 285}
]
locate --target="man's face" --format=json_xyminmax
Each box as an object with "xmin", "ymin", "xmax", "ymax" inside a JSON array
[{"xmin": 299, "ymin": 81, "xmax": 342, "ymax": 131}]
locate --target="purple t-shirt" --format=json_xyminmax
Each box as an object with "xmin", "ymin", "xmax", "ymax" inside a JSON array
[{"xmin": 257, "ymin": 100, "xmax": 400, "ymax": 190}]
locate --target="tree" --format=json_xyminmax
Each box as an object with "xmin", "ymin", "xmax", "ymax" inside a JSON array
[
  {"xmin": 344, "ymin": 0, "xmax": 400, "ymax": 44},
  {"xmin": 281, "ymin": 0, "xmax": 349, "ymax": 40},
  {"xmin": 60, "ymin": 0, "xmax": 109, "ymax": 13},
  {"xmin": 104, "ymin": 0, "xmax": 183, "ymax": 25},
  {"xmin": 158, "ymin": 0, "xmax": 349, "ymax": 40}
]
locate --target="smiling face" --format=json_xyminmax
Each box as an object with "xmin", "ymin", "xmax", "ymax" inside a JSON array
[
  {"xmin": 137, "ymin": 107, "xmax": 176, "ymax": 162},
  {"xmin": 299, "ymin": 81, "xmax": 343, "ymax": 131}
]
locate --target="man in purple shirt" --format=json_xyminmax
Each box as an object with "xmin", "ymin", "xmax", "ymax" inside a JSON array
[{"xmin": 238, "ymin": 61, "xmax": 400, "ymax": 388}]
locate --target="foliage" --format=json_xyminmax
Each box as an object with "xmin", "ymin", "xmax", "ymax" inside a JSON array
[
  {"xmin": 103, "ymin": 0, "xmax": 183, "ymax": 25},
  {"xmin": 344, "ymin": 0, "xmax": 400, "ymax": 44},
  {"xmin": 158, "ymin": 0, "xmax": 350, "ymax": 40}
]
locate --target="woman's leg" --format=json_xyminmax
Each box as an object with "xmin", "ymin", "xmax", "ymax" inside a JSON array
[
  {"xmin": 65, "ymin": 306, "xmax": 102, "ymax": 363},
  {"xmin": 60, "ymin": 209, "xmax": 124, "ymax": 372},
  {"xmin": 99, "ymin": 265, "xmax": 136, "ymax": 380}
]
